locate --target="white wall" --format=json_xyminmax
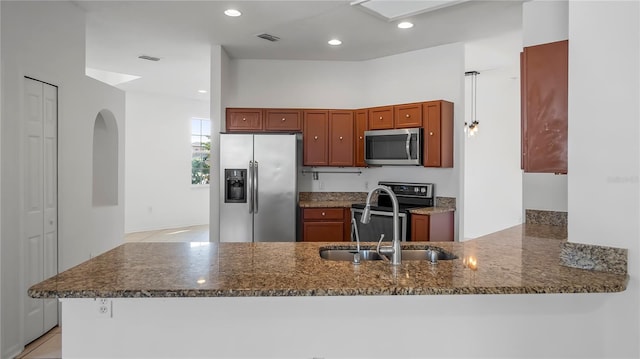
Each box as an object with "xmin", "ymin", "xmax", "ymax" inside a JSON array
[
  {"xmin": 208, "ymin": 45, "xmax": 229, "ymax": 242},
  {"xmin": 567, "ymin": 1, "xmax": 639, "ymax": 354},
  {"xmin": 222, "ymin": 44, "xmax": 465, "ymax": 239},
  {"xmin": 125, "ymin": 91, "xmax": 209, "ymax": 233},
  {"xmin": 0, "ymin": 2, "xmax": 125, "ymax": 357},
  {"xmin": 464, "ymin": 32, "xmax": 524, "ymax": 239},
  {"xmin": 521, "ymin": 0, "xmax": 569, "ymax": 212}
]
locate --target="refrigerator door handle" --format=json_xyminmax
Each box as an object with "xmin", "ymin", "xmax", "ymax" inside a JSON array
[
  {"xmin": 253, "ymin": 161, "xmax": 259, "ymax": 213},
  {"xmin": 248, "ymin": 161, "xmax": 254, "ymax": 214}
]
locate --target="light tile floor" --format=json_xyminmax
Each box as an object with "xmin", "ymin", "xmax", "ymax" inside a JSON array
[{"xmin": 17, "ymin": 225, "xmax": 210, "ymax": 359}]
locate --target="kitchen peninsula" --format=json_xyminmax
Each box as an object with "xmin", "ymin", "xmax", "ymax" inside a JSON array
[{"xmin": 29, "ymin": 224, "xmax": 627, "ymax": 358}]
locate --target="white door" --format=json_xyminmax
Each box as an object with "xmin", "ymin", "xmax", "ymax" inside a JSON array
[{"xmin": 22, "ymin": 77, "xmax": 58, "ymax": 344}]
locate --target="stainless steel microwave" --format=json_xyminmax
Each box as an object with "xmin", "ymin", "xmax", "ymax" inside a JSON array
[{"xmin": 364, "ymin": 128, "xmax": 422, "ymax": 165}]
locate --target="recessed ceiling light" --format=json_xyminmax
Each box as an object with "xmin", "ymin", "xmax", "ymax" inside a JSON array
[
  {"xmin": 198, "ymin": 90, "xmax": 208, "ymax": 94},
  {"xmin": 398, "ymin": 22, "xmax": 414, "ymax": 29},
  {"xmin": 328, "ymin": 39, "xmax": 342, "ymax": 46},
  {"xmin": 224, "ymin": 9, "xmax": 242, "ymax": 17}
]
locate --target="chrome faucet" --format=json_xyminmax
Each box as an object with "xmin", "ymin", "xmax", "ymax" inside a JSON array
[
  {"xmin": 361, "ymin": 185, "xmax": 402, "ymax": 265},
  {"xmin": 350, "ymin": 217, "xmax": 361, "ymax": 264}
]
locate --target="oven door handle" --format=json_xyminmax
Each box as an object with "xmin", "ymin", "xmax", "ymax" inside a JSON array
[{"xmin": 351, "ymin": 208, "xmax": 407, "ymax": 218}]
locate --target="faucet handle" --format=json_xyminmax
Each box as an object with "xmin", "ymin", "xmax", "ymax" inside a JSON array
[{"xmin": 375, "ymin": 234, "xmax": 390, "ymax": 261}]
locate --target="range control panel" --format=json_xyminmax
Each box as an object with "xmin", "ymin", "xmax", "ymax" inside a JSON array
[{"xmin": 378, "ymin": 182, "xmax": 434, "ymax": 199}]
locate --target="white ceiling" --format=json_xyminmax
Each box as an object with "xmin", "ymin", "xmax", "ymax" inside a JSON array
[{"xmin": 75, "ymin": 0, "xmax": 525, "ymax": 101}]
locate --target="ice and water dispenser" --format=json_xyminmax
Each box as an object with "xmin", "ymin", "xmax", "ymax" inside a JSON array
[{"xmin": 224, "ymin": 169, "xmax": 247, "ymax": 203}]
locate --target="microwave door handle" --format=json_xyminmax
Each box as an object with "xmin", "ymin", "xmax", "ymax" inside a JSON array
[{"xmin": 405, "ymin": 133, "xmax": 411, "ymax": 159}]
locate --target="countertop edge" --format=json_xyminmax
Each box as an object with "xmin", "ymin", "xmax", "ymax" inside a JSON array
[{"xmin": 29, "ymin": 280, "xmax": 629, "ymax": 299}]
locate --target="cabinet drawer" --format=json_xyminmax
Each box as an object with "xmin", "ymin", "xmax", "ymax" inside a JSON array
[
  {"xmin": 226, "ymin": 108, "xmax": 263, "ymax": 131},
  {"xmin": 394, "ymin": 103, "xmax": 423, "ymax": 128},
  {"xmin": 367, "ymin": 106, "xmax": 394, "ymax": 130},
  {"xmin": 265, "ymin": 110, "xmax": 302, "ymax": 131},
  {"xmin": 303, "ymin": 208, "xmax": 344, "ymax": 220}
]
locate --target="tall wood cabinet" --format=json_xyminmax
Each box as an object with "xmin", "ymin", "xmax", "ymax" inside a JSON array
[
  {"xmin": 521, "ymin": 40, "xmax": 568, "ymax": 174},
  {"xmin": 423, "ymin": 101, "xmax": 454, "ymax": 168},
  {"xmin": 354, "ymin": 110, "xmax": 368, "ymax": 167}
]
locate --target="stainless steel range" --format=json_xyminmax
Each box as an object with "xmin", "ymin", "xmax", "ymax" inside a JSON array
[{"xmin": 351, "ymin": 181, "xmax": 434, "ymax": 242}]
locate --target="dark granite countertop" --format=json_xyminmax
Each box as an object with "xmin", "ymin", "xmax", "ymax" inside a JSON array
[{"xmin": 29, "ymin": 224, "xmax": 627, "ymax": 298}]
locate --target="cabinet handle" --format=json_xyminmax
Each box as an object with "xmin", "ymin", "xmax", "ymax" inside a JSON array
[
  {"xmin": 359, "ymin": 136, "xmax": 363, "ymax": 140},
  {"xmin": 379, "ymin": 116, "xmax": 383, "ymax": 120},
  {"xmin": 339, "ymin": 136, "xmax": 343, "ymax": 140},
  {"xmin": 242, "ymin": 117, "xmax": 247, "ymax": 121},
  {"xmin": 314, "ymin": 136, "xmax": 318, "ymax": 140},
  {"xmin": 429, "ymin": 132, "xmax": 434, "ymax": 136},
  {"xmin": 281, "ymin": 118, "xmax": 286, "ymax": 122},
  {"xmin": 321, "ymin": 212, "xmax": 325, "ymax": 216},
  {"xmin": 405, "ymin": 114, "xmax": 410, "ymax": 118}
]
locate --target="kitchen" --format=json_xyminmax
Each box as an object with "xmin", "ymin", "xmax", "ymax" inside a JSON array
[{"xmin": 2, "ymin": 1, "xmax": 639, "ymax": 359}]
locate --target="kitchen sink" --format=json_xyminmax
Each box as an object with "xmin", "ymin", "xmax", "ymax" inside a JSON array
[
  {"xmin": 319, "ymin": 249, "xmax": 384, "ymax": 261},
  {"xmin": 319, "ymin": 248, "xmax": 457, "ymax": 262}
]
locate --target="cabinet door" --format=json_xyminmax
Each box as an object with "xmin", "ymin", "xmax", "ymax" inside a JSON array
[
  {"xmin": 521, "ymin": 40, "xmax": 568, "ymax": 174},
  {"xmin": 423, "ymin": 101, "xmax": 453, "ymax": 168},
  {"xmin": 428, "ymin": 212, "xmax": 454, "ymax": 242},
  {"xmin": 423, "ymin": 101, "xmax": 442, "ymax": 167},
  {"xmin": 226, "ymin": 108, "xmax": 263, "ymax": 132},
  {"xmin": 410, "ymin": 212, "xmax": 454, "ymax": 242},
  {"xmin": 329, "ymin": 110, "xmax": 354, "ymax": 166},
  {"xmin": 411, "ymin": 214, "xmax": 430, "ymax": 241},
  {"xmin": 354, "ymin": 110, "xmax": 368, "ymax": 167},
  {"xmin": 265, "ymin": 109, "xmax": 302, "ymax": 132},
  {"xmin": 394, "ymin": 103, "xmax": 422, "ymax": 128},
  {"xmin": 303, "ymin": 222, "xmax": 344, "ymax": 242},
  {"xmin": 303, "ymin": 110, "xmax": 329, "ymax": 166},
  {"xmin": 367, "ymin": 106, "xmax": 394, "ymax": 130}
]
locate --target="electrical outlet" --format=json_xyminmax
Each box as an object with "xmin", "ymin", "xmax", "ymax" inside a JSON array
[
  {"xmin": 364, "ymin": 181, "xmax": 369, "ymax": 190},
  {"xmin": 96, "ymin": 298, "xmax": 112, "ymax": 318}
]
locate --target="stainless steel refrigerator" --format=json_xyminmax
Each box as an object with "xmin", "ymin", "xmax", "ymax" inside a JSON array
[{"xmin": 219, "ymin": 133, "xmax": 297, "ymax": 242}]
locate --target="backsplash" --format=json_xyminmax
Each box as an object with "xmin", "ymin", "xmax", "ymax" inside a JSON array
[
  {"xmin": 525, "ymin": 209, "xmax": 568, "ymax": 226},
  {"xmin": 299, "ymin": 192, "xmax": 371, "ymax": 202},
  {"xmin": 436, "ymin": 197, "xmax": 456, "ymax": 209}
]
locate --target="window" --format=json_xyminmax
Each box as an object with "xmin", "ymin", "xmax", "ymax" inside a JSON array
[{"xmin": 191, "ymin": 118, "xmax": 211, "ymax": 185}]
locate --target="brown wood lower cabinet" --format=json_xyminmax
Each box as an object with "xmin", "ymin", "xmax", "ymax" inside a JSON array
[
  {"xmin": 302, "ymin": 207, "xmax": 351, "ymax": 242},
  {"xmin": 410, "ymin": 212, "xmax": 454, "ymax": 242}
]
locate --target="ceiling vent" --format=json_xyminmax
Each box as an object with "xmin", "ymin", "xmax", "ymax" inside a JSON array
[
  {"xmin": 138, "ymin": 55, "xmax": 161, "ymax": 62},
  {"xmin": 256, "ymin": 33, "xmax": 280, "ymax": 42}
]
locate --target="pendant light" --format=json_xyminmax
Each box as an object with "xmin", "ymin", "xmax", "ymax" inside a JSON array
[{"xmin": 465, "ymin": 71, "xmax": 480, "ymax": 137}]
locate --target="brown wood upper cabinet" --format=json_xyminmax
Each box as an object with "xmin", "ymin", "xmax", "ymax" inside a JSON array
[
  {"xmin": 328, "ymin": 111, "xmax": 354, "ymax": 166},
  {"xmin": 303, "ymin": 110, "xmax": 329, "ymax": 166},
  {"xmin": 226, "ymin": 108, "xmax": 263, "ymax": 132},
  {"xmin": 354, "ymin": 110, "xmax": 368, "ymax": 167},
  {"xmin": 394, "ymin": 103, "xmax": 423, "ymax": 128},
  {"xmin": 521, "ymin": 40, "xmax": 568, "ymax": 174},
  {"xmin": 423, "ymin": 101, "xmax": 454, "ymax": 168},
  {"xmin": 304, "ymin": 110, "xmax": 354, "ymax": 167},
  {"xmin": 367, "ymin": 106, "xmax": 394, "ymax": 130},
  {"xmin": 264, "ymin": 109, "xmax": 302, "ymax": 132}
]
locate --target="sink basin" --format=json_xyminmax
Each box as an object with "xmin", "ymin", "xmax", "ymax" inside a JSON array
[
  {"xmin": 401, "ymin": 249, "xmax": 458, "ymax": 261},
  {"xmin": 319, "ymin": 248, "xmax": 457, "ymax": 262},
  {"xmin": 319, "ymin": 249, "xmax": 383, "ymax": 261}
]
